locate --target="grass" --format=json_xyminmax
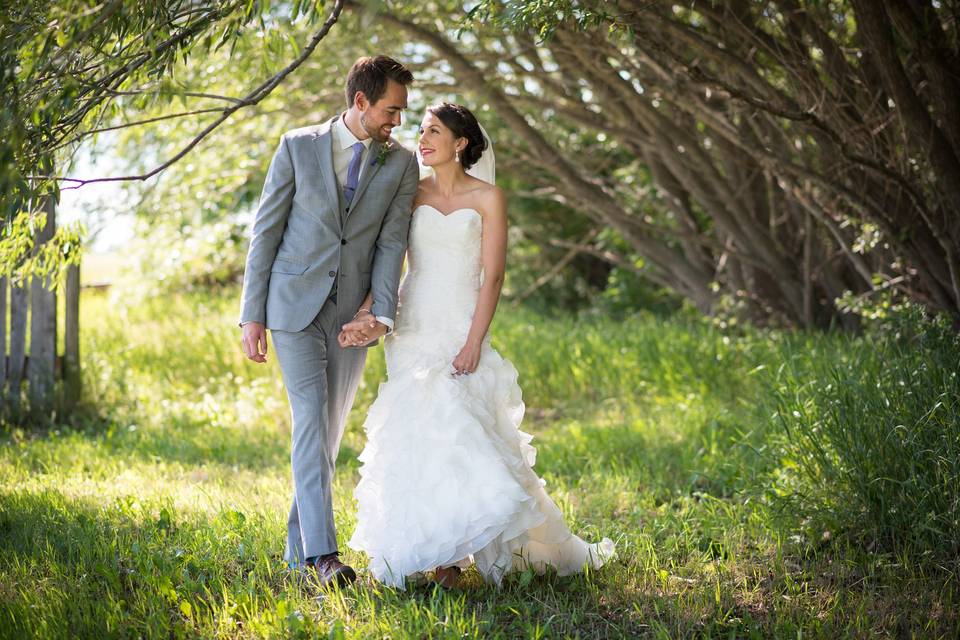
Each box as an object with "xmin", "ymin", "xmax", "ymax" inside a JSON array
[
  {"xmin": 772, "ymin": 307, "xmax": 960, "ymax": 558},
  {"xmin": 1, "ymin": 286, "xmax": 957, "ymax": 638}
]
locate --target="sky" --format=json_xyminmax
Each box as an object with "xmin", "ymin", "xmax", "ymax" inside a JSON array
[{"xmin": 57, "ymin": 131, "xmax": 137, "ymax": 254}]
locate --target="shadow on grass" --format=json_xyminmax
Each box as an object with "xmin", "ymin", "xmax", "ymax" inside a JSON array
[
  {"xmin": 0, "ymin": 488, "xmax": 290, "ymax": 640},
  {"xmin": 3, "ymin": 487, "xmax": 957, "ymax": 638},
  {"xmin": 0, "ymin": 489, "xmax": 631, "ymax": 639}
]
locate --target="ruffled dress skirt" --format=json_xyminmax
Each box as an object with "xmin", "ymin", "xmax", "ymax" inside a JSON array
[{"xmin": 348, "ymin": 292, "xmax": 614, "ymax": 588}]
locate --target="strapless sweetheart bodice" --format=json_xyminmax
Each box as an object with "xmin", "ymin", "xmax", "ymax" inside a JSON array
[{"xmin": 393, "ymin": 205, "xmax": 483, "ymax": 337}]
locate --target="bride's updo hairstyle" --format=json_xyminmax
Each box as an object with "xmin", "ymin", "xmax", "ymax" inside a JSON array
[{"xmin": 426, "ymin": 102, "xmax": 487, "ymax": 170}]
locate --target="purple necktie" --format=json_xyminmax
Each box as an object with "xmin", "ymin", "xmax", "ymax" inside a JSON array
[{"xmin": 343, "ymin": 141, "xmax": 364, "ymax": 205}]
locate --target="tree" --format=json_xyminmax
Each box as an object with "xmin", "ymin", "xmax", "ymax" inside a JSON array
[
  {"xmin": 100, "ymin": 4, "xmax": 624, "ymax": 312},
  {"xmin": 24, "ymin": 0, "xmax": 958, "ymax": 328},
  {"xmin": 381, "ymin": 0, "xmax": 960, "ymax": 327},
  {"xmin": 1, "ymin": 0, "xmax": 346, "ymax": 283}
]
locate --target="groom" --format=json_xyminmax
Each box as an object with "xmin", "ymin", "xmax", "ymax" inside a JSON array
[{"xmin": 238, "ymin": 55, "xmax": 418, "ymax": 587}]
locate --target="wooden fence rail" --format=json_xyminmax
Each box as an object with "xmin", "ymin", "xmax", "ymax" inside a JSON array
[{"xmin": 1, "ymin": 197, "xmax": 81, "ymax": 413}]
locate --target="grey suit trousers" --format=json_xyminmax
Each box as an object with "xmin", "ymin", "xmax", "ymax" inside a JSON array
[{"xmin": 271, "ymin": 296, "xmax": 366, "ymax": 565}]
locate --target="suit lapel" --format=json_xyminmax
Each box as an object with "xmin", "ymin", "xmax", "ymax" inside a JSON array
[
  {"xmin": 312, "ymin": 119, "xmax": 342, "ymax": 230},
  {"xmin": 346, "ymin": 140, "xmax": 384, "ymax": 220}
]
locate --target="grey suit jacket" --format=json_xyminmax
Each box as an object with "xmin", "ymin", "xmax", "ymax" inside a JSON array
[{"xmin": 238, "ymin": 116, "xmax": 419, "ymax": 333}]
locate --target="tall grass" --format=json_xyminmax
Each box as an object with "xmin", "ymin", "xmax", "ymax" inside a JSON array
[
  {"xmin": 771, "ymin": 307, "xmax": 960, "ymax": 558},
  {"xmin": 1, "ymin": 286, "xmax": 958, "ymax": 638}
]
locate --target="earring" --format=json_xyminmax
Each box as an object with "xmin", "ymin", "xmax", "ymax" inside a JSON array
[{"xmin": 455, "ymin": 148, "xmax": 460, "ymax": 162}]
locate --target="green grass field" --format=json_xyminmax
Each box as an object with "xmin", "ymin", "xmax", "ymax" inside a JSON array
[{"xmin": 1, "ymin": 287, "xmax": 957, "ymax": 638}]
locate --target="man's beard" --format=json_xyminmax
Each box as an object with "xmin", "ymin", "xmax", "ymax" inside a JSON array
[{"xmin": 361, "ymin": 113, "xmax": 389, "ymax": 142}]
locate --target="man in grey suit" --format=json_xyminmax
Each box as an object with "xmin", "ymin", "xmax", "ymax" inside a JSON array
[{"xmin": 238, "ymin": 56, "xmax": 418, "ymax": 587}]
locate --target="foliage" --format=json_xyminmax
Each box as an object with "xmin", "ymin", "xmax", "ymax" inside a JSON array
[
  {"xmin": 0, "ymin": 209, "xmax": 83, "ymax": 289},
  {"xmin": 464, "ymin": 0, "xmax": 622, "ymax": 38},
  {"xmin": 100, "ymin": 8, "xmax": 648, "ymax": 310},
  {"xmin": 10, "ymin": 1, "xmax": 960, "ymax": 323},
  {"xmin": 93, "ymin": 7, "xmax": 361, "ymax": 293},
  {"xmin": 119, "ymin": 217, "xmax": 249, "ymax": 298},
  {"xmin": 1, "ymin": 0, "xmax": 342, "ymax": 282},
  {"xmin": 397, "ymin": 0, "xmax": 960, "ymax": 326}
]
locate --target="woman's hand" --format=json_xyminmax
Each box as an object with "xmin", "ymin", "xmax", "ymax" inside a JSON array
[
  {"xmin": 338, "ymin": 311, "xmax": 381, "ymax": 348},
  {"xmin": 452, "ymin": 342, "xmax": 481, "ymax": 376}
]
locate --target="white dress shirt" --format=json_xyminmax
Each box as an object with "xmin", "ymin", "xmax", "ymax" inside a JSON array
[{"xmin": 332, "ymin": 113, "xmax": 372, "ymax": 186}]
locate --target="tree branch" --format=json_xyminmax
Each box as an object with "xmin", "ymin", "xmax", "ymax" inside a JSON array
[
  {"xmin": 33, "ymin": 0, "xmax": 347, "ymax": 189},
  {"xmin": 510, "ymin": 227, "xmax": 601, "ymax": 304}
]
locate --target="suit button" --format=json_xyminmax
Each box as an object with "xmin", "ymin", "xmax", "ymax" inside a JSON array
[
  {"xmin": 328, "ymin": 270, "xmax": 336, "ymax": 277},
  {"xmin": 341, "ymin": 239, "xmax": 347, "ymax": 245},
  {"xmin": 345, "ymin": 207, "xmax": 350, "ymax": 213}
]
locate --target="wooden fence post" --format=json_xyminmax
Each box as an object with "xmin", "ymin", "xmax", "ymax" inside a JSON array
[
  {"xmin": 8, "ymin": 283, "xmax": 27, "ymax": 413},
  {"xmin": 28, "ymin": 196, "xmax": 57, "ymax": 410},
  {"xmin": 0, "ymin": 277, "xmax": 6, "ymax": 398},
  {"xmin": 65, "ymin": 263, "xmax": 81, "ymax": 406}
]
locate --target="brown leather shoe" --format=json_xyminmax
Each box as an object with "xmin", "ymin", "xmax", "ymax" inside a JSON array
[
  {"xmin": 432, "ymin": 565, "xmax": 461, "ymax": 589},
  {"xmin": 310, "ymin": 553, "xmax": 356, "ymax": 588}
]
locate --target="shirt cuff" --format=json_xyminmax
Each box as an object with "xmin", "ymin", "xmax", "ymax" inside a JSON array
[{"xmin": 376, "ymin": 315, "xmax": 394, "ymax": 335}]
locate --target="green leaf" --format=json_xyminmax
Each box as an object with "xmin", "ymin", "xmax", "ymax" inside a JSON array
[
  {"xmin": 328, "ymin": 620, "xmax": 346, "ymax": 640},
  {"xmin": 519, "ymin": 568, "xmax": 534, "ymax": 587}
]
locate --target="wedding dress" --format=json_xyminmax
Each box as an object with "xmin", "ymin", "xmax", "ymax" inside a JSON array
[{"xmin": 348, "ymin": 203, "xmax": 615, "ymax": 588}]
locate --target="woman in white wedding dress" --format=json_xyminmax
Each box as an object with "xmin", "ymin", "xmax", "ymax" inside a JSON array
[{"xmin": 341, "ymin": 102, "xmax": 614, "ymax": 589}]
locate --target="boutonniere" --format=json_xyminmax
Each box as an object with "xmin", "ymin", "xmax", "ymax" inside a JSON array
[{"xmin": 372, "ymin": 141, "xmax": 396, "ymax": 167}]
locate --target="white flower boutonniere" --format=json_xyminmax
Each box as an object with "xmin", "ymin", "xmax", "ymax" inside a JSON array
[{"xmin": 373, "ymin": 141, "xmax": 396, "ymax": 167}]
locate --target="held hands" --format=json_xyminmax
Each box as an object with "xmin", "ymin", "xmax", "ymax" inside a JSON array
[
  {"xmin": 241, "ymin": 322, "xmax": 269, "ymax": 363},
  {"xmin": 452, "ymin": 341, "xmax": 481, "ymax": 376},
  {"xmin": 338, "ymin": 310, "xmax": 388, "ymax": 348}
]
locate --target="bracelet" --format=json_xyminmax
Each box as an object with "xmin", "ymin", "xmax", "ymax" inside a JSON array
[{"xmin": 353, "ymin": 308, "xmax": 372, "ymax": 319}]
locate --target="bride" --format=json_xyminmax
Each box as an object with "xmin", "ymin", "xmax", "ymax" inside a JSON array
[{"xmin": 338, "ymin": 102, "xmax": 614, "ymax": 589}]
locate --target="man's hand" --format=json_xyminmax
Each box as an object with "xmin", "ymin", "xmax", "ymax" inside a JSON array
[
  {"xmin": 338, "ymin": 312, "xmax": 388, "ymax": 348},
  {"xmin": 242, "ymin": 322, "xmax": 269, "ymax": 363}
]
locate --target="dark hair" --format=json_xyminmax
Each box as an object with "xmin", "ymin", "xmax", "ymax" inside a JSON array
[
  {"xmin": 345, "ymin": 55, "xmax": 414, "ymax": 108},
  {"xmin": 426, "ymin": 102, "xmax": 486, "ymax": 170}
]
